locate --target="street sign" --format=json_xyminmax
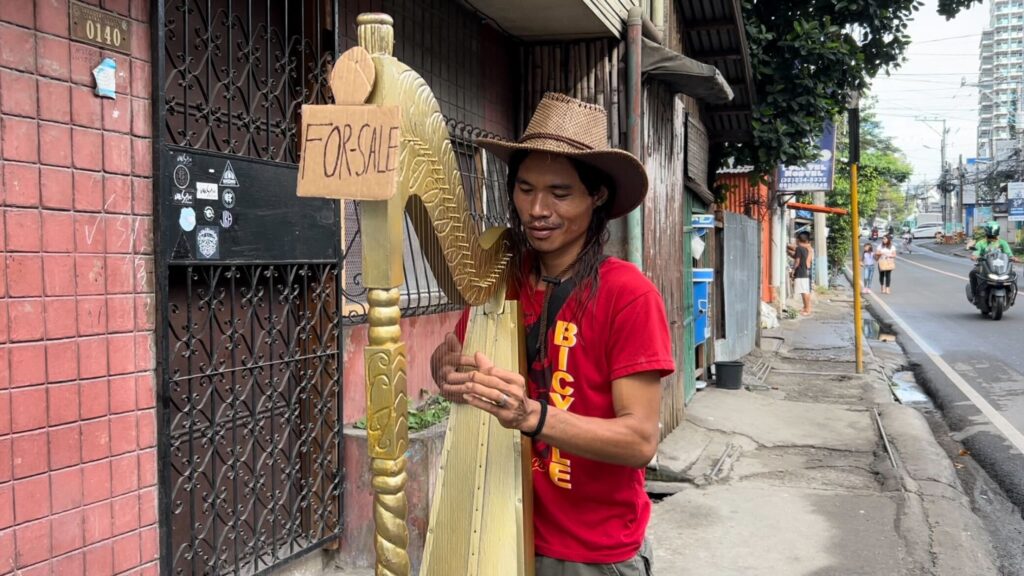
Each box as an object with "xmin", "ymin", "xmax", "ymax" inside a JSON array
[
  {"xmin": 777, "ymin": 121, "xmax": 837, "ymax": 192},
  {"xmin": 1009, "ymin": 182, "xmax": 1024, "ymax": 222}
]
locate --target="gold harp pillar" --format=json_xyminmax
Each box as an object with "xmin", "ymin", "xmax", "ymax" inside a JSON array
[{"xmin": 358, "ymin": 14, "xmax": 410, "ymax": 576}]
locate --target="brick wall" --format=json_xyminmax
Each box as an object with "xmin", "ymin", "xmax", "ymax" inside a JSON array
[{"xmin": 0, "ymin": 1, "xmax": 158, "ymax": 575}]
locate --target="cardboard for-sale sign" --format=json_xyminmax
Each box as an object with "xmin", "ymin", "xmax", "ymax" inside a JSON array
[{"xmin": 296, "ymin": 105, "xmax": 402, "ymax": 201}]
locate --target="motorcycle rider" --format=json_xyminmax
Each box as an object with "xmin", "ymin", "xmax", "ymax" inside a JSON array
[
  {"xmin": 901, "ymin": 226, "xmax": 913, "ymax": 254},
  {"xmin": 969, "ymin": 221, "xmax": 1020, "ymax": 298}
]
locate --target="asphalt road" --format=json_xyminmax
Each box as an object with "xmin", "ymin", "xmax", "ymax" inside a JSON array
[{"xmin": 861, "ymin": 243, "xmax": 1024, "ymax": 508}]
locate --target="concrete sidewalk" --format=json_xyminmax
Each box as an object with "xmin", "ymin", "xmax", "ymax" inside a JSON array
[{"xmin": 647, "ymin": 288, "xmax": 999, "ymax": 576}]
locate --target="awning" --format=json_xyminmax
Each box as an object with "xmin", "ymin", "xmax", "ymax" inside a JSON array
[
  {"xmin": 687, "ymin": 177, "xmax": 715, "ymax": 205},
  {"xmin": 642, "ymin": 38, "xmax": 734, "ymax": 104},
  {"xmin": 786, "ymin": 202, "xmax": 849, "ymax": 216}
]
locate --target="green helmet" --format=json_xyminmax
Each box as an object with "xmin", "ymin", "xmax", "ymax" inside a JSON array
[{"xmin": 985, "ymin": 221, "xmax": 1000, "ymax": 237}]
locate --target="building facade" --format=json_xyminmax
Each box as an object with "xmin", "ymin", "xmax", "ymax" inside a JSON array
[{"xmin": 977, "ymin": 0, "xmax": 1024, "ymax": 159}]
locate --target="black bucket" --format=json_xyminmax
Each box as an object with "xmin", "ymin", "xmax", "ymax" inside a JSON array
[{"xmin": 714, "ymin": 361, "xmax": 744, "ymax": 390}]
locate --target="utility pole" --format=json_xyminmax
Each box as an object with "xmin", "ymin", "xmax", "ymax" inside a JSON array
[
  {"xmin": 813, "ymin": 190, "xmax": 828, "ymax": 287},
  {"xmin": 958, "ymin": 155, "xmax": 965, "ymax": 232},
  {"xmin": 917, "ymin": 116, "xmax": 949, "ymax": 228},
  {"xmin": 849, "ymin": 93, "xmax": 864, "ymax": 375}
]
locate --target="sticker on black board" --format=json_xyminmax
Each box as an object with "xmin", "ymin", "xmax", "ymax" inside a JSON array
[
  {"xmin": 220, "ymin": 210, "xmax": 233, "ymax": 229},
  {"xmin": 222, "ymin": 189, "xmax": 236, "ymax": 208},
  {"xmin": 172, "ymin": 233, "xmax": 192, "ymax": 260},
  {"xmin": 173, "ymin": 164, "xmax": 190, "ymax": 189},
  {"xmin": 179, "ymin": 207, "xmax": 196, "ymax": 232},
  {"xmin": 196, "ymin": 182, "xmax": 218, "ymax": 201},
  {"xmin": 172, "ymin": 189, "xmax": 194, "ymax": 206},
  {"xmin": 220, "ymin": 161, "xmax": 239, "ymax": 187},
  {"xmin": 203, "ymin": 206, "xmax": 216, "ymax": 222},
  {"xmin": 196, "ymin": 226, "xmax": 220, "ymax": 259}
]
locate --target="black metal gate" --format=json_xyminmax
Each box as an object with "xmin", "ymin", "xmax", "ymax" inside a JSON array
[{"xmin": 154, "ymin": 1, "xmax": 344, "ymax": 574}]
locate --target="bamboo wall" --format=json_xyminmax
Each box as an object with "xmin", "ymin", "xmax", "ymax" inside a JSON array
[{"xmin": 642, "ymin": 83, "xmax": 692, "ymax": 435}]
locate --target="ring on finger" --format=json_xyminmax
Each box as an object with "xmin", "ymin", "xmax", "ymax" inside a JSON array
[{"xmin": 496, "ymin": 392, "xmax": 509, "ymax": 408}]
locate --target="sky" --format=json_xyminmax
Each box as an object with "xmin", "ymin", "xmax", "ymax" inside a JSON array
[{"xmin": 868, "ymin": 0, "xmax": 991, "ymax": 190}]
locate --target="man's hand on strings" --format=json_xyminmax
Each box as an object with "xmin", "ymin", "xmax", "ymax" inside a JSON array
[
  {"xmin": 445, "ymin": 352, "xmax": 538, "ymax": 432},
  {"xmin": 431, "ymin": 333, "xmax": 472, "ymax": 403}
]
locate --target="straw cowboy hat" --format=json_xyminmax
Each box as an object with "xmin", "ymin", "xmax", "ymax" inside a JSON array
[{"xmin": 476, "ymin": 92, "xmax": 648, "ymax": 220}]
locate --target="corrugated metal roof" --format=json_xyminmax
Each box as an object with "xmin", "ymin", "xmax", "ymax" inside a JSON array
[
  {"xmin": 462, "ymin": 0, "xmax": 638, "ymax": 40},
  {"xmin": 679, "ymin": 0, "xmax": 756, "ymax": 144},
  {"xmin": 717, "ymin": 165, "xmax": 754, "ymax": 174}
]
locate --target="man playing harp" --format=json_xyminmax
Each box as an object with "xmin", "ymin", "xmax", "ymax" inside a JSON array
[{"xmin": 431, "ymin": 93, "xmax": 674, "ymax": 576}]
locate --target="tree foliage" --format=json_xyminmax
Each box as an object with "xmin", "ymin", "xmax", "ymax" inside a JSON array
[
  {"xmin": 937, "ymin": 0, "xmax": 982, "ymax": 18},
  {"xmin": 727, "ymin": 0, "xmax": 973, "ymax": 175}
]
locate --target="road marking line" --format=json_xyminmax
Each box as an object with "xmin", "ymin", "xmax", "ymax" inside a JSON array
[
  {"xmin": 868, "ymin": 293, "xmax": 1024, "ymax": 454},
  {"xmin": 895, "ymin": 255, "xmax": 969, "ymax": 281}
]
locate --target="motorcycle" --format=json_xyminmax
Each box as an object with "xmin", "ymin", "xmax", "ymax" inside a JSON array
[{"xmin": 966, "ymin": 250, "xmax": 1018, "ymax": 320}]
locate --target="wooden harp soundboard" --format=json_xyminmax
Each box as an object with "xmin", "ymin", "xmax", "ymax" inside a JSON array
[{"xmin": 420, "ymin": 294, "xmax": 534, "ymax": 576}]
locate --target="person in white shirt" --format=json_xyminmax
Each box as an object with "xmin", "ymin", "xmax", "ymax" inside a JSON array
[{"xmin": 861, "ymin": 243, "xmax": 876, "ymax": 293}]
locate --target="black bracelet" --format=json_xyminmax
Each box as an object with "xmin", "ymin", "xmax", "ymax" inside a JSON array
[{"xmin": 523, "ymin": 400, "xmax": 547, "ymax": 438}]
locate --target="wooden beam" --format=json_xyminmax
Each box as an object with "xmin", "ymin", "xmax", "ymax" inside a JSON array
[{"xmin": 729, "ymin": 0, "xmax": 758, "ymax": 106}]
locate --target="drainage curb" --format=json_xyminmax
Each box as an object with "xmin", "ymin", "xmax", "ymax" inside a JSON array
[
  {"xmin": 839, "ymin": 270, "xmax": 1003, "ymax": 569},
  {"xmin": 847, "ymin": 269, "xmax": 1024, "ymax": 510}
]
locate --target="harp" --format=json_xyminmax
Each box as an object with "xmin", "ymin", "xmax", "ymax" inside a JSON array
[{"xmin": 297, "ymin": 13, "xmax": 533, "ymax": 576}]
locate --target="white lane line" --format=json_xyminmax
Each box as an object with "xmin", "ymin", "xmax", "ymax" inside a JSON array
[
  {"xmin": 895, "ymin": 255, "xmax": 969, "ymax": 281},
  {"xmin": 868, "ymin": 293, "xmax": 1024, "ymax": 454}
]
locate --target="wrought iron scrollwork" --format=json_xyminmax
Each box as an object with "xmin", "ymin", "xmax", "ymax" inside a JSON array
[
  {"xmin": 338, "ymin": 121, "xmax": 511, "ymax": 324},
  {"xmin": 164, "ymin": 0, "xmax": 333, "ymax": 163},
  {"xmin": 166, "ymin": 263, "xmax": 342, "ymax": 576}
]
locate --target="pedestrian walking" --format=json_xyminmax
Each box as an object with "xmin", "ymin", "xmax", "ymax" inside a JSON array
[
  {"xmin": 431, "ymin": 93, "xmax": 671, "ymax": 576},
  {"xmin": 877, "ymin": 235, "xmax": 897, "ymax": 294},
  {"xmin": 861, "ymin": 243, "xmax": 876, "ymax": 293}
]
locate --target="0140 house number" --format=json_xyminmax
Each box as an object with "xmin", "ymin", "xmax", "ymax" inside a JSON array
[{"xmin": 70, "ymin": 1, "xmax": 131, "ymax": 55}]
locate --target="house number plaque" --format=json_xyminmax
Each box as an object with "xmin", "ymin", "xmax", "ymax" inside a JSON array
[{"xmin": 70, "ymin": 1, "xmax": 131, "ymax": 54}]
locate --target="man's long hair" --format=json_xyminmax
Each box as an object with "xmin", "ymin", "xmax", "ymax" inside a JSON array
[{"xmin": 505, "ymin": 151, "xmax": 614, "ymax": 307}]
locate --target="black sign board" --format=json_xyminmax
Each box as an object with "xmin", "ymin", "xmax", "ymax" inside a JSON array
[{"xmin": 159, "ymin": 146, "xmax": 339, "ymax": 263}]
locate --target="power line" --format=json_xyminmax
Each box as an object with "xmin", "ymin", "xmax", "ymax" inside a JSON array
[
  {"xmin": 911, "ymin": 33, "xmax": 984, "ymax": 44},
  {"xmin": 883, "ymin": 72, "xmax": 983, "ymax": 76},
  {"xmin": 871, "ymin": 87, "xmax": 973, "ymax": 93},
  {"xmin": 873, "ymin": 112, "xmax": 978, "ymax": 121},
  {"xmin": 903, "ymin": 52, "xmax": 982, "ymax": 56},
  {"xmin": 875, "ymin": 105, "xmax": 980, "ymax": 110}
]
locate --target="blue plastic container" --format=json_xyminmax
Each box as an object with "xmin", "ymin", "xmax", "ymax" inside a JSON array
[{"xmin": 693, "ymin": 268, "xmax": 714, "ymax": 345}]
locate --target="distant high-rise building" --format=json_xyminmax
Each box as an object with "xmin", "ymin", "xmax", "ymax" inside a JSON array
[{"xmin": 977, "ymin": 0, "xmax": 1024, "ymax": 160}]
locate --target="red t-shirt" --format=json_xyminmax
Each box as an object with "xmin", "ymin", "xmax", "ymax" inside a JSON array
[{"xmin": 456, "ymin": 257, "xmax": 675, "ymax": 563}]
